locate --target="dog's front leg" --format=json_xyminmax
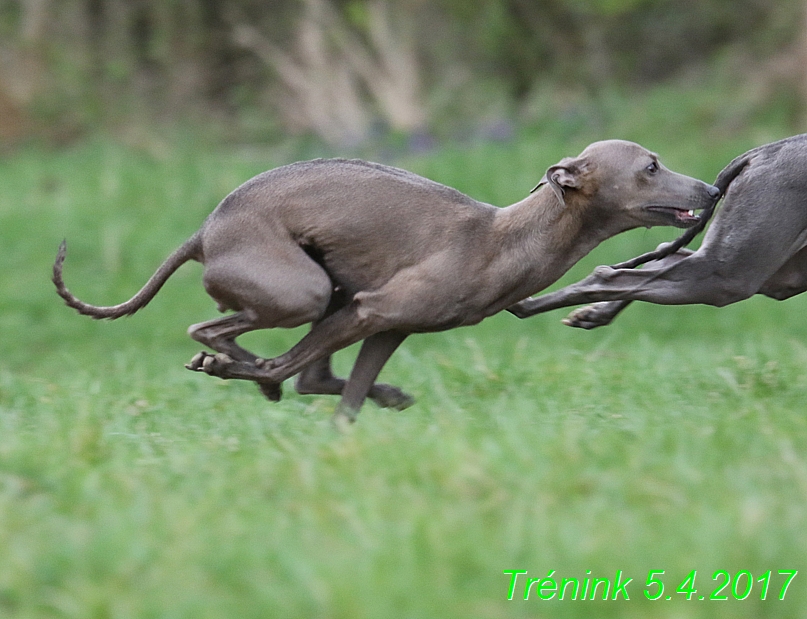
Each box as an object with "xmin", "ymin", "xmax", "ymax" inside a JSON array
[
  {"xmin": 558, "ymin": 247, "xmax": 698, "ymax": 328},
  {"xmin": 295, "ymin": 354, "xmax": 414, "ymax": 411},
  {"xmin": 508, "ymin": 246, "xmax": 706, "ymax": 320},
  {"xmin": 506, "ymin": 270, "xmax": 614, "ymax": 318},
  {"xmin": 334, "ymin": 330, "xmax": 409, "ymax": 424}
]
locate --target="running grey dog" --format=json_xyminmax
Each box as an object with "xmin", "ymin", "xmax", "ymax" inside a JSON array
[
  {"xmin": 53, "ymin": 140, "xmax": 719, "ymax": 422},
  {"xmin": 508, "ymin": 134, "xmax": 807, "ymax": 328}
]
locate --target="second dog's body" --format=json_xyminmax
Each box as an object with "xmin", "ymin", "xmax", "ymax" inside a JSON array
[{"xmin": 54, "ymin": 140, "xmax": 719, "ymax": 422}]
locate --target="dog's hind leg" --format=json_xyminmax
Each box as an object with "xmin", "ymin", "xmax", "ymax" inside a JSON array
[
  {"xmin": 508, "ymin": 251, "xmax": 764, "ymax": 316},
  {"xmin": 186, "ymin": 312, "xmax": 282, "ymax": 401},
  {"xmin": 563, "ymin": 248, "xmax": 695, "ymax": 329},
  {"xmin": 759, "ymin": 247, "xmax": 807, "ymax": 301},
  {"xmin": 293, "ymin": 287, "xmax": 413, "ymax": 409},
  {"xmin": 564, "ymin": 245, "xmax": 807, "ymax": 327},
  {"xmin": 187, "ymin": 312, "xmax": 258, "ymax": 360},
  {"xmin": 295, "ymin": 355, "xmax": 414, "ymax": 410},
  {"xmin": 294, "ymin": 357, "xmax": 344, "ymax": 396},
  {"xmin": 194, "ymin": 289, "xmax": 399, "ymax": 386},
  {"xmin": 334, "ymin": 330, "xmax": 409, "ymax": 423},
  {"xmin": 190, "ymin": 234, "xmax": 335, "ymax": 401},
  {"xmin": 195, "ymin": 279, "xmax": 432, "ymax": 418},
  {"xmin": 293, "ymin": 294, "xmax": 354, "ymax": 399}
]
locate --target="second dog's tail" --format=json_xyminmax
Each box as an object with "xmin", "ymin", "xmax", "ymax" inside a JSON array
[
  {"xmin": 611, "ymin": 151, "xmax": 753, "ymax": 270},
  {"xmin": 713, "ymin": 151, "xmax": 753, "ymax": 196},
  {"xmin": 52, "ymin": 233, "xmax": 203, "ymax": 320}
]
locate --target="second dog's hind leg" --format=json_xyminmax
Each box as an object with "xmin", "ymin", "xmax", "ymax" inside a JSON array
[
  {"xmin": 758, "ymin": 247, "xmax": 807, "ymax": 301},
  {"xmin": 563, "ymin": 248, "xmax": 695, "ymax": 329}
]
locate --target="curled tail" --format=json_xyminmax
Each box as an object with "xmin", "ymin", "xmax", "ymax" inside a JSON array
[{"xmin": 53, "ymin": 233, "xmax": 202, "ymax": 319}]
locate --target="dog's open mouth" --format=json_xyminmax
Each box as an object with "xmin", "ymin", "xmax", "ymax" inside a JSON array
[{"xmin": 645, "ymin": 206, "xmax": 702, "ymax": 227}]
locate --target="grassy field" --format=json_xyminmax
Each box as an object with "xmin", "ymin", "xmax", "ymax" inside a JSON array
[{"xmin": 2, "ymin": 95, "xmax": 807, "ymax": 618}]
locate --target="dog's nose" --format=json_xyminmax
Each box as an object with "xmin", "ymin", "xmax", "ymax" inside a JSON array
[{"xmin": 706, "ymin": 184, "xmax": 721, "ymax": 199}]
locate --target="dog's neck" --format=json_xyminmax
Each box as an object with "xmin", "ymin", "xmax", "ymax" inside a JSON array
[{"xmin": 490, "ymin": 186, "xmax": 627, "ymax": 298}]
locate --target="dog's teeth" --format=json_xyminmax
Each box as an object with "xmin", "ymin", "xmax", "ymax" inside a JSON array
[{"xmin": 688, "ymin": 210, "xmax": 694, "ymax": 216}]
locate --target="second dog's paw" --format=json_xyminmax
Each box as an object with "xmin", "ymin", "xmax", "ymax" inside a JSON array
[{"xmin": 562, "ymin": 303, "xmax": 614, "ymax": 329}]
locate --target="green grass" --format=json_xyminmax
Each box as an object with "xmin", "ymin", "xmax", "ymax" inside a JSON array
[{"xmin": 2, "ymin": 90, "xmax": 807, "ymax": 618}]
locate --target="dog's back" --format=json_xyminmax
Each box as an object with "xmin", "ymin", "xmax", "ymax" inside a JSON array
[{"xmin": 199, "ymin": 159, "xmax": 499, "ymax": 294}]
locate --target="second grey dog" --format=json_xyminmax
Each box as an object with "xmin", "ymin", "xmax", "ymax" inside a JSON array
[
  {"xmin": 508, "ymin": 134, "xmax": 807, "ymax": 328},
  {"xmin": 53, "ymin": 140, "xmax": 718, "ymax": 422}
]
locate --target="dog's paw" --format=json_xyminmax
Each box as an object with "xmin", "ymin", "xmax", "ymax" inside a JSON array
[
  {"xmin": 332, "ymin": 404, "xmax": 359, "ymax": 431},
  {"xmin": 331, "ymin": 414, "xmax": 356, "ymax": 434},
  {"xmin": 257, "ymin": 381, "xmax": 283, "ymax": 402},
  {"xmin": 186, "ymin": 351, "xmax": 236, "ymax": 376},
  {"xmin": 201, "ymin": 352, "xmax": 235, "ymax": 376},
  {"xmin": 369, "ymin": 384, "xmax": 416, "ymax": 410},
  {"xmin": 185, "ymin": 351, "xmax": 211, "ymax": 371}
]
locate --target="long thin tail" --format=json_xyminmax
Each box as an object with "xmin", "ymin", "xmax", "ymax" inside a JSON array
[
  {"xmin": 712, "ymin": 151, "xmax": 753, "ymax": 195},
  {"xmin": 52, "ymin": 233, "xmax": 202, "ymax": 319}
]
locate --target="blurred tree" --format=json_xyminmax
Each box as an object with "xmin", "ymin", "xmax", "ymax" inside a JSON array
[
  {"xmin": 230, "ymin": 0, "xmax": 427, "ymax": 146},
  {"xmin": 802, "ymin": 0, "xmax": 807, "ymax": 117},
  {"xmin": 0, "ymin": 0, "xmax": 803, "ymax": 145},
  {"xmin": 0, "ymin": 0, "xmax": 47, "ymax": 142}
]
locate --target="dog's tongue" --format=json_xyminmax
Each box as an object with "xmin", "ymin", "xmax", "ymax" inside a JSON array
[{"xmin": 676, "ymin": 209, "xmax": 698, "ymax": 223}]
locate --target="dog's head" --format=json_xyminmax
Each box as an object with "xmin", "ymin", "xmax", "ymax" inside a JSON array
[{"xmin": 534, "ymin": 140, "xmax": 720, "ymax": 230}]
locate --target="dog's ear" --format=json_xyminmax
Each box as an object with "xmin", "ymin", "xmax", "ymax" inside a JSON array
[{"xmin": 531, "ymin": 157, "xmax": 589, "ymax": 204}]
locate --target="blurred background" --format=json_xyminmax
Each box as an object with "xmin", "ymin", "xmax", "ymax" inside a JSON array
[
  {"xmin": 1, "ymin": 0, "xmax": 806, "ymax": 152},
  {"xmin": 4, "ymin": 6, "xmax": 807, "ymax": 617}
]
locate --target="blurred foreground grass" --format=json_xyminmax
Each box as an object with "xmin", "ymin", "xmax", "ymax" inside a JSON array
[{"xmin": 1, "ymin": 88, "xmax": 807, "ymax": 618}]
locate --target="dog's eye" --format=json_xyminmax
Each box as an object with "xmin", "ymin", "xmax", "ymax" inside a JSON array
[{"xmin": 646, "ymin": 161, "xmax": 659, "ymax": 174}]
